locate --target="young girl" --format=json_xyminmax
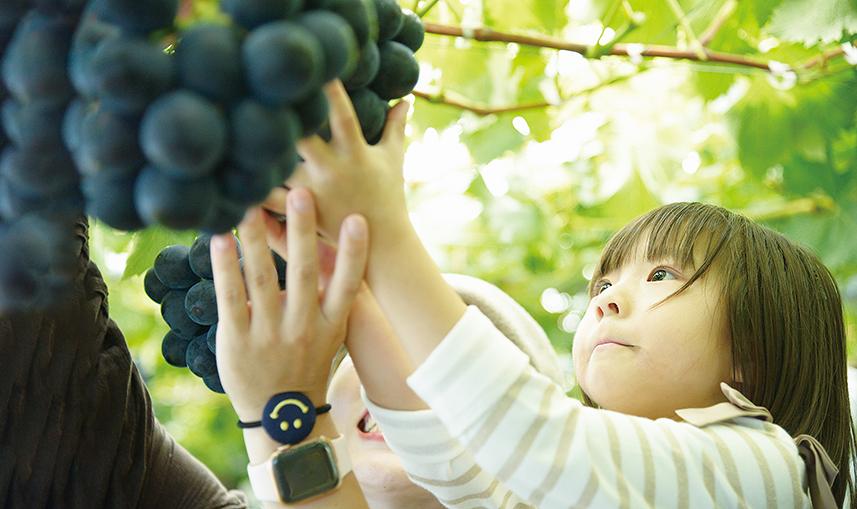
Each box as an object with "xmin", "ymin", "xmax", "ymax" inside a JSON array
[{"xmin": 238, "ymin": 80, "xmax": 855, "ymax": 507}]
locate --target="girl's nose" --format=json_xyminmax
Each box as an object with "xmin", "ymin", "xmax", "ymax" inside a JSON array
[{"xmin": 595, "ymin": 288, "xmax": 623, "ymax": 320}]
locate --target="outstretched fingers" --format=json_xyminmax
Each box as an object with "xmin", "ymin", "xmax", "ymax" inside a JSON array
[{"xmin": 283, "ymin": 188, "xmax": 322, "ymax": 329}]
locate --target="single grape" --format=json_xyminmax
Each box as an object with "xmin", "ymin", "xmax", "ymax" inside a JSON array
[
  {"xmin": 292, "ymin": 88, "xmax": 328, "ymax": 137},
  {"xmin": 85, "ymin": 34, "xmax": 176, "ymax": 114},
  {"xmin": 1, "ymin": 98, "xmax": 66, "ymax": 152},
  {"xmin": 134, "ymin": 165, "xmax": 219, "ymax": 230},
  {"xmin": 161, "ymin": 329, "xmax": 191, "ymax": 367},
  {"xmin": 323, "ymin": 0, "xmax": 377, "ymax": 48},
  {"xmin": 74, "ymin": 104, "xmax": 145, "ymax": 179},
  {"xmin": 206, "ymin": 321, "xmax": 218, "ymax": 353},
  {"xmin": 197, "ymin": 197, "xmax": 246, "ymax": 235},
  {"xmin": 185, "ymin": 279, "xmax": 218, "ymax": 326},
  {"xmin": 372, "ymin": 0, "xmax": 404, "ymax": 44},
  {"xmin": 230, "ymin": 98, "xmax": 302, "ymax": 174},
  {"xmin": 153, "ymin": 244, "xmax": 199, "ymax": 289},
  {"xmin": 369, "ymin": 40, "xmax": 419, "ymax": 100},
  {"xmin": 87, "ymin": 0, "xmax": 179, "ymax": 35},
  {"xmin": 216, "ymin": 165, "xmax": 279, "ymax": 208},
  {"xmin": 143, "ymin": 266, "xmax": 171, "ymax": 304},
  {"xmin": 348, "ymin": 87, "xmax": 388, "ymax": 144},
  {"xmin": 81, "ymin": 174, "xmax": 146, "ymax": 231},
  {"xmin": 139, "ymin": 90, "xmax": 228, "ymax": 180},
  {"xmin": 393, "ymin": 9, "xmax": 424, "ymax": 53},
  {"xmin": 189, "ymin": 232, "xmax": 214, "ymax": 279},
  {"xmin": 174, "ymin": 23, "xmax": 245, "ymax": 104},
  {"xmin": 296, "ymin": 10, "xmax": 359, "ymax": 83},
  {"xmin": 243, "ymin": 21, "xmax": 326, "ymax": 106},
  {"xmin": 186, "ymin": 333, "xmax": 218, "ymax": 378},
  {"xmin": 161, "ymin": 289, "xmax": 208, "ymax": 338},
  {"xmin": 343, "ymin": 41, "xmax": 379, "ymax": 90},
  {"xmin": 0, "ymin": 146, "xmax": 79, "ymax": 198},
  {"xmin": 203, "ymin": 374, "xmax": 225, "ymax": 394},
  {"xmin": 1, "ymin": 9, "xmax": 76, "ymax": 108},
  {"xmin": 220, "ymin": 0, "xmax": 305, "ymax": 30}
]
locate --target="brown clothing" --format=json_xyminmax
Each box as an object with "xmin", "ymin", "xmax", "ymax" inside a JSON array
[{"xmin": 0, "ymin": 219, "xmax": 248, "ymax": 508}]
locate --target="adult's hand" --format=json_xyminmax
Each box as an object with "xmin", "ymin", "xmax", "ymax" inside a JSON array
[{"xmin": 210, "ymin": 189, "xmax": 369, "ymax": 421}]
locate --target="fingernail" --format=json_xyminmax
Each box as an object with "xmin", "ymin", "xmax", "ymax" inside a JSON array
[
  {"xmin": 345, "ymin": 215, "xmax": 367, "ymax": 239},
  {"xmin": 290, "ymin": 190, "xmax": 311, "ymax": 213},
  {"xmin": 211, "ymin": 234, "xmax": 229, "ymax": 251}
]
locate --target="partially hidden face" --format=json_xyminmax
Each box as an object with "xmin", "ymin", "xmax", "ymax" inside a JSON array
[
  {"xmin": 572, "ymin": 247, "xmax": 734, "ymax": 420},
  {"xmin": 327, "ymin": 355, "xmax": 443, "ymax": 508}
]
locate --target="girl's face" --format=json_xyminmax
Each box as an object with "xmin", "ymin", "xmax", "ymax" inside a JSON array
[
  {"xmin": 572, "ymin": 246, "xmax": 733, "ymax": 420},
  {"xmin": 326, "ymin": 355, "xmax": 445, "ymax": 509}
]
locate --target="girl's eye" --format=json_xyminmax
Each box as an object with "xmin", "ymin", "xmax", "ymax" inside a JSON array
[
  {"xmin": 650, "ymin": 268, "xmax": 677, "ymax": 282},
  {"xmin": 596, "ymin": 281, "xmax": 612, "ymax": 294}
]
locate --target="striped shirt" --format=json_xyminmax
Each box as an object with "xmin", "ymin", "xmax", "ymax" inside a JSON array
[{"xmin": 365, "ymin": 305, "xmax": 815, "ymax": 508}]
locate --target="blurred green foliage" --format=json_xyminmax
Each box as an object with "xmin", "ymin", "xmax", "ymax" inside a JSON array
[{"xmin": 91, "ymin": 0, "xmax": 857, "ymax": 492}]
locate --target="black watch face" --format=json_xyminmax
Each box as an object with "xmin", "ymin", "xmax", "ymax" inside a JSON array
[{"xmin": 272, "ymin": 441, "xmax": 339, "ymax": 504}]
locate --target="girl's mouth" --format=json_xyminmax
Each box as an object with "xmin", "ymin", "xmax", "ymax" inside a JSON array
[{"xmin": 357, "ymin": 410, "xmax": 385, "ymax": 441}]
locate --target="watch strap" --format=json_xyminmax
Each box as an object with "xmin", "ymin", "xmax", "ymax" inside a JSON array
[{"xmin": 247, "ymin": 435, "xmax": 352, "ymax": 503}]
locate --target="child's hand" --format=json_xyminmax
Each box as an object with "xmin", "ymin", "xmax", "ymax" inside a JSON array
[
  {"xmin": 210, "ymin": 189, "xmax": 369, "ymax": 422},
  {"xmin": 286, "ymin": 80, "xmax": 411, "ymax": 250}
]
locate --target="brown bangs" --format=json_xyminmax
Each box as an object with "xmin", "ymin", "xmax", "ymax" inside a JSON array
[{"xmin": 589, "ymin": 202, "xmax": 734, "ymax": 296}]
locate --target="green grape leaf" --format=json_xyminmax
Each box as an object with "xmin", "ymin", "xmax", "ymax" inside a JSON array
[
  {"xmin": 123, "ymin": 226, "xmax": 199, "ymax": 280},
  {"xmin": 766, "ymin": 0, "xmax": 857, "ymax": 45}
]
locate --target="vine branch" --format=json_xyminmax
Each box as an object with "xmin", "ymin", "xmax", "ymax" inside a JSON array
[{"xmin": 423, "ymin": 21, "xmax": 774, "ymax": 70}]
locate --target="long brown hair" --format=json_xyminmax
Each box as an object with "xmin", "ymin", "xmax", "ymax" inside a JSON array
[{"xmin": 586, "ymin": 202, "xmax": 855, "ymax": 507}]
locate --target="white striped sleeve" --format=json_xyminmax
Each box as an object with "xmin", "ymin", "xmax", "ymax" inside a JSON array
[{"xmin": 404, "ymin": 305, "xmax": 811, "ymax": 509}]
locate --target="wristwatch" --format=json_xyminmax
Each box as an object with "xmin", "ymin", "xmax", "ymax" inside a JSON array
[{"xmin": 247, "ymin": 435, "xmax": 352, "ymax": 505}]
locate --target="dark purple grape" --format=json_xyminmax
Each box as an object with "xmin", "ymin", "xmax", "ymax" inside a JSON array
[
  {"xmin": 74, "ymin": 104, "xmax": 145, "ymax": 179},
  {"xmin": 197, "ymin": 197, "xmax": 246, "ymax": 235},
  {"xmin": 293, "ymin": 88, "xmax": 328, "ymax": 136},
  {"xmin": 343, "ymin": 41, "xmax": 379, "ymax": 91},
  {"xmin": 1, "ymin": 98, "xmax": 66, "ymax": 152},
  {"xmin": 85, "ymin": 34, "xmax": 176, "ymax": 114},
  {"xmin": 206, "ymin": 321, "xmax": 217, "ymax": 353},
  {"xmin": 230, "ymin": 98, "xmax": 302, "ymax": 174},
  {"xmin": 393, "ymin": 9, "xmax": 424, "ymax": 52},
  {"xmin": 144, "ymin": 266, "xmax": 171, "ymax": 304},
  {"xmin": 80, "ymin": 174, "xmax": 146, "ymax": 231},
  {"xmin": 0, "ymin": 146, "xmax": 79, "ymax": 198},
  {"xmin": 0, "ymin": 3, "xmax": 27, "ymax": 53},
  {"xmin": 186, "ymin": 333, "xmax": 218, "ymax": 378},
  {"xmin": 220, "ymin": 0, "xmax": 305, "ymax": 30},
  {"xmin": 161, "ymin": 289, "xmax": 208, "ymax": 338},
  {"xmin": 216, "ymin": 165, "xmax": 279, "ymax": 208},
  {"xmin": 185, "ymin": 279, "xmax": 218, "ymax": 326},
  {"xmin": 296, "ymin": 10, "xmax": 359, "ymax": 83},
  {"xmin": 134, "ymin": 165, "xmax": 219, "ymax": 230},
  {"xmin": 369, "ymin": 40, "xmax": 419, "ymax": 100},
  {"xmin": 153, "ymin": 244, "xmax": 199, "ymax": 289},
  {"xmin": 372, "ymin": 0, "xmax": 403, "ymax": 44},
  {"xmin": 139, "ymin": 90, "xmax": 228, "ymax": 180},
  {"xmin": 189, "ymin": 232, "xmax": 214, "ymax": 279},
  {"xmin": 174, "ymin": 23, "xmax": 245, "ymax": 104},
  {"xmin": 161, "ymin": 329, "xmax": 191, "ymax": 367},
  {"xmin": 1, "ymin": 9, "xmax": 76, "ymax": 108},
  {"xmin": 322, "ymin": 0, "xmax": 377, "ymax": 48},
  {"xmin": 243, "ymin": 21, "xmax": 325, "ymax": 106},
  {"xmin": 349, "ymin": 87, "xmax": 389, "ymax": 144},
  {"xmin": 203, "ymin": 374, "xmax": 225, "ymax": 394}
]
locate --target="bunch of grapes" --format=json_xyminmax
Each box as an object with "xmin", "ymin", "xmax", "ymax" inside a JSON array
[
  {"xmin": 0, "ymin": 0, "xmax": 424, "ymax": 314},
  {"xmin": 144, "ymin": 233, "xmax": 288, "ymax": 393}
]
